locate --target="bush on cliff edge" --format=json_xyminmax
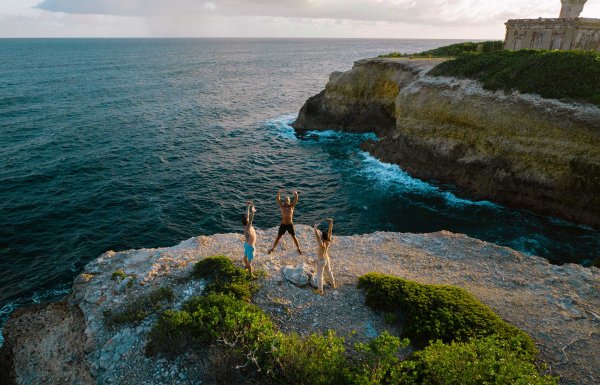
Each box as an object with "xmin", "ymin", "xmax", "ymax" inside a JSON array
[
  {"xmin": 357, "ymin": 272, "xmax": 537, "ymax": 357},
  {"xmin": 379, "ymin": 41, "xmax": 504, "ymax": 58},
  {"xmin": 429, "ymin": 49, "xmax": 600, "ymax": 106}
]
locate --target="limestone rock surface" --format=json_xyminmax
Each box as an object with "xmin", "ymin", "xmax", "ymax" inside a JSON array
[
  {"xmin": 1, "ymin": 226, "xmax": 599, "ymax": 385},
  {"xmin": 293, "ymin": 58, "xmax": 600, "ymax": 228}
]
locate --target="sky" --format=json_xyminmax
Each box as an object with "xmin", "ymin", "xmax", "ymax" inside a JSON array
[{"xmin": 1, "ymin": 0, "xmax": 599, "ymax": 39}]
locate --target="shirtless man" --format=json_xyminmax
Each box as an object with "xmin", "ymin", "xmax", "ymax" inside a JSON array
[
  {"xmin": 242, "ymin": 200, "xmax": 257, "ymax": 277},
  {"xmin": 268, "ymin": 189, "xmax": 302, "ymax": 254}
]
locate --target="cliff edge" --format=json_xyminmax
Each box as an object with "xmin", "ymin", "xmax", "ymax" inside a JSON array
[
  {"xmin": 293, "ymin": 58, "xmax": 600, "ymax": 228},
  {"xmin": 1, "ymin": 226, "xmax": 599, "ymax": 385}
]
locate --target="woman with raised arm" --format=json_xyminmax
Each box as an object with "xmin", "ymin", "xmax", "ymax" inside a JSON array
[{"xmin": 313, "ymin": 218, "xmax": 336, "ymax": 295}]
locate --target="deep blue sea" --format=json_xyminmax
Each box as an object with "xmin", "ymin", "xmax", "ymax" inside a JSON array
[{"xmin": 1, "ymin": 38, "xmax": 599, "ymax": 343}]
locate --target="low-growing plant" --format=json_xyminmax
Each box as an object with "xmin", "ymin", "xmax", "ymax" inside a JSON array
[
  {"xmin": 357, "ymin": 273, "xmax": 537, "ymax": 356},
  {"xmin": 104, "ymin": 286, "xmax": 174, "ymax": 327},
  {"xmin": 379, "ymin": 41, "xmax": 503, "ymax": 59},
  {"xmin": 349, "ymin": 331, "xmax": 409, "ymax": 385},
  {"xmin": 192, "ymin": 256, "xmax": 258, "ymax": 301},
  {"xmin": 429, "ymin": 49, "xmax": 600, "ymax": 106},
  {"xmin": 111, "ymin": 269, "xmax": 127, "ymax": 280},
  {"xmin": 146, "ymin": 292, "xmax": 277, "ymax": 363},
  {"xmin": 395, "ymin": 335, "xmax": 557, "ymax": 385},
  {"xmin": 270, "ymin": 330, "xmax": 348, "ymax": 385}
]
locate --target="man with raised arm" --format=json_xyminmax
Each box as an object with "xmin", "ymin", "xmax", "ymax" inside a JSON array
[
  {"xmin": 242, "ymin": 200, "xmax": 257, "ymax": 277},
  {"xmin": 313, "ymin": 218, "xmax": 336, "ymax": 295},
  {"xmin": 268, "ymin": 189, "xmax": 303, "ymax": 255}
]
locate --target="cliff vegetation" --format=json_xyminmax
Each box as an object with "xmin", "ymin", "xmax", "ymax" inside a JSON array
[
  {"xmin": 429, "ymin": 50, "xmax": 600, "ymax": 106},
  {"xmin": 379, "ymin": 41, "xmax": 504, "ymax": 58}
]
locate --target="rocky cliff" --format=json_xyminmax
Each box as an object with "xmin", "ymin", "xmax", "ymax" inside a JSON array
[
  {"xmin": 293, "ymin": 58, "xmax": 600, "ymax": 228},
  {"xmin": 1, "ymin": 226, "xmax": 599, "ymax": 385}
]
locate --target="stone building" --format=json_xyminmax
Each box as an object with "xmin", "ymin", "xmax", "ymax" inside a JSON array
[{"xmin": 504, "ymin": 0, "xmax": 600, "ymax": 51}]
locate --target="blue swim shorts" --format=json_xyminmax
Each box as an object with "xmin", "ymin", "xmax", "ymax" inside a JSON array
[{"xmin": 244, "ymin": 242, "xmax": 255, "ymax": 262}]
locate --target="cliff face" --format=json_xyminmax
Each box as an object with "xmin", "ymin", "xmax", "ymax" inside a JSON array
[
  {"xmin": 293, "ymin": 58, "xmax": 600, "ymax": 228},
  {"xmin": 1, "ymin": 226, "xmax": 599, "ymax": 385}
]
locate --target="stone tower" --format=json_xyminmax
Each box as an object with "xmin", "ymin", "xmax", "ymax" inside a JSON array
[{"xmin": 560, "ymin": 0, "xmax": 587, "ymax": 18}]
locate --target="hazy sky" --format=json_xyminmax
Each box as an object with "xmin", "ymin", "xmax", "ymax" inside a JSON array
[{"xmin": 1, "ymin": 0, "xmax": 599, "ymax": 38}]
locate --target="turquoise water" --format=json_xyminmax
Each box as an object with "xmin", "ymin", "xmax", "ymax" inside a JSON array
[{"xmin": 1, "ymin": 38, "xmax": 599, "ymax": 343}]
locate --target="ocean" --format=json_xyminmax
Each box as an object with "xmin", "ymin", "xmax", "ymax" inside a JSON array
[{"xmin": 1, "ymin": 38, "xmax": 599, "ymax": 343}]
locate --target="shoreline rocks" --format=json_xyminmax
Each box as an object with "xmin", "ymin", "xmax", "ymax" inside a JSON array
[
  {"xmin": 293, "ymin": 58, "xmax": 600, "ymax": 228},
  {"xmin": 1, "ymin": 226, "xmax": 599, "ymax": 384}
]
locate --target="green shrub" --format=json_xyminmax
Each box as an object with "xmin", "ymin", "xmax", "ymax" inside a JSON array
[
  {"xmin": 396, "ymin": 336, "xmax": 557, "ymax": 385},
  {"xmin": 270, "ymin": 330, "xmax": 348, "ymax": 385},
  {"xmin": 145, "ymin": 309, "xmax": 194, "ymax": 356},
  {"xmin": 349, "ymin": 331, "xmax": 409, "ymax": 385},
  {"xmin": 429, "ymin": 50, "xmax": 600, "ymax": 106},
  {"xmin": 104, "ymin": 286, "xmax": 174, "ymax": 326},
  {"xmin": 379, "ymin": 41, "xmax": 503, "ymax": 58},
  {"xmin": 357, "ymin": 273, "xmax": 536, "ymax": 356},
  {"xmin": 192, "ymin": 256, "xmax": 257, "ymax": 301},
  {"xmin": 146, "ymin": 293, "xmax": 277, "ymax": 363}
]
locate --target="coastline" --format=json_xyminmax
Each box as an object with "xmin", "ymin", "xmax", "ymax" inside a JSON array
[
  {"xmin": 1, "ymin": 225, "xmax": 599, "ymax": 384},
  {"xmin": 293, "ymin": 57, "xmax": 600, "ymax": 229}
]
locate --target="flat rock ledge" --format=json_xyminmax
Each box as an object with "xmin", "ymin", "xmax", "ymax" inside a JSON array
[{"xmin": 1, "ymin": 225, "xmax": 599, "ymax": 385}]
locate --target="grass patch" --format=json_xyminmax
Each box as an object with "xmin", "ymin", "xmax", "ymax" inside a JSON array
[
  {"xmin": 104, "ymin": 286, "xmax": 174, "ymax": 326},
  {"xmin": 379, "ymin": 41, "xmax": 503, "ymax": 58},
  {"xmin": 357, "ymin": 273, "xmax": 536, "ymax": 356},
  {"xmin": 429, "ymin": 49, "xmax": 600, "ymax": 106}
]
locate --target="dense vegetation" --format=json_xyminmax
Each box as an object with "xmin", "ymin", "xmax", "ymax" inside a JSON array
[
  {"xmin": 144, "ymin": 256, "xmax": 556, "ymax": 384},
  {"xmin": 429, "ymin": 49, "xmax": 600, "ymax": 106},
  {"xmin": 357, "ymin": 273, "xmax": 536, "ymax": 355},
  {"xmin": 379, "ymin": 41, "xmax": 504, "ymax": 58}
]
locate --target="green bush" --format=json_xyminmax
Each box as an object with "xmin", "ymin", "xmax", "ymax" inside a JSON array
[
  {"xmin": 357, "ymin": 273, "xmax": 536, "ymax": 356},
  {"xmin": 270, "ymin": 330, "xmax": 348, "ymax": 385},
  {"xmin": 104, "ymin": 286, "xmax": 174, "ymax": 326},
  {"xmin": 349, "ymin": 331, "xmax": 409, "ymax": 385},
  {"xmin": 396, "ymin": 336, "xmax": 557, "ymax": 385},
  {"xmin": 379, "ymin": 41, "xmax": 503, "ymax": 58},
  {"xmin": 192, "ymin": 256, "xmax": 257, "ymax": 301},
  {"xmin": 146, "ymin": 292, "xmax": 277, "ymax": 361},
  {"xmin": 429, "ymin": 50, "xmax": 600, "ymax": 106}
]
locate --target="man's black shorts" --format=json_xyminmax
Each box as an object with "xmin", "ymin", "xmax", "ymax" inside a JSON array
[{"xmin": 277, "ymin": 223, "xmax": 296, "ymax": 237}]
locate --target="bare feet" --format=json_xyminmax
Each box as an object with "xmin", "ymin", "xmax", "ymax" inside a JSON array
[
  {"xmin": 312, "ymin": 289, "xmax": 324, "ymax": 296},
  {"xmin": 297, "ymin": 249, "xmax": 303, "ymax": 255},
  {"xmin": 268, "ymin": 248, "xmax": 274, "ymax": 254}
]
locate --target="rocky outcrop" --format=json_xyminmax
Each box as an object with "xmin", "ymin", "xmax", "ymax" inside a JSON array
[
  {"xmin": 1, "ymin": 226, "xmax": 599, "ymax": 385},
  {"xmin": 293, "ymin": 58, "xmax": 600, "ymax": 228},
  {"xmin": 0, "ymin": 301, "xmax": 92, "ymax": 385}
]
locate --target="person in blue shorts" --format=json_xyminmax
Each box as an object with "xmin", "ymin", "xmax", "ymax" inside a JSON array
[{"xmin": 242, "ymin": 200, "xmax": 257, "ymax": 277}]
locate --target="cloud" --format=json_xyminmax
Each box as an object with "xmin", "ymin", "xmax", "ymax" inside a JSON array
[{"xmin": 35, "ymin": 0, "xmax": 561, "ymax": 25}]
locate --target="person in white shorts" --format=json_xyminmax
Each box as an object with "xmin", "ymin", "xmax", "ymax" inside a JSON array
[{"xmin": 313, "ymin": 218, "xmax": 336, "ymax": 294}]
